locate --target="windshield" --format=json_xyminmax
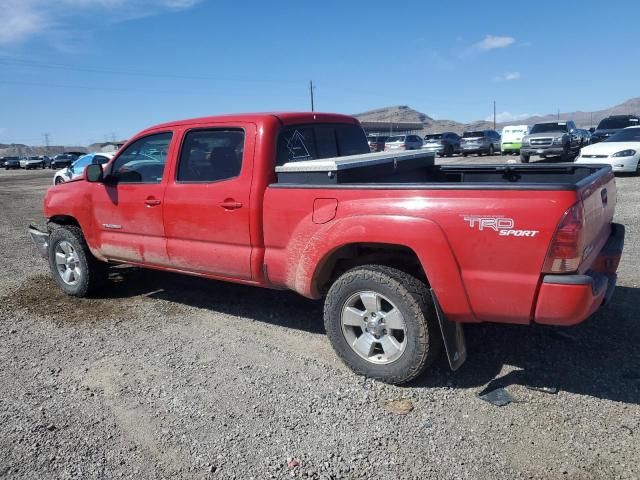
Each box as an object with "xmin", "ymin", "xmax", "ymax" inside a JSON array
[
  {"xmin": 604, "ymin": 128, "xmax": 640, "ymax": 142},
  {"xmin": 424, "ymin": 134, "xmax": 442, "ymax": 140},
  {"xmin": 386, "ymin": 136, "xmax": 405, "ymax": 143},
  {"xmin": 597, "ymin": 117, "xmax": 640, "ymax": 130},
  {"xmin": 530, "ymin": 123, "xmax": 568, "ymax": 134},
  {"xmin": 463, "ymin": 131, "xmax": 484, "ymax": 138},
  {"xmin": 71, "ymin": 154, "xmax": 94, "ymax": 171}
]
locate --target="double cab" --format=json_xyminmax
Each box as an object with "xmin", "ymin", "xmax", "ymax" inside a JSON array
[{"xmin": 30, "ymin": 112, "xmax": 624, "ymax": 384}]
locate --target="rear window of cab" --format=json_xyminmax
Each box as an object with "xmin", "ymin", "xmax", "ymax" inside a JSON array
[{"xmin": 276, "ymin": 124, "xmax": 369, "ymax": 166}]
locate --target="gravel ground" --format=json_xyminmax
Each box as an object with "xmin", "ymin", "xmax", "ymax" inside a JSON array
[{"xmin": 0, "ymin": 158, "xmax": 639, "ymax": 480}]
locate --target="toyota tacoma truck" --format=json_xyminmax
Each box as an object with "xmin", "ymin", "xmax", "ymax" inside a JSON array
[
  {"xmin": 520, "ymin": 120, "xmax": 582, "ymax": 163},
  {"xmin": 29, "ymin": 112, "xmax": 624, "ymax": 384}
]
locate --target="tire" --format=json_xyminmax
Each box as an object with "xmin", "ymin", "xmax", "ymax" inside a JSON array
[
  {"xmin": 488, "ymin": 144, "xmax": 495, "ymax": 156},
  {"xmin": 47, "ymin": 225, "xmax": 107, "ymax": 297},
  {"xmin": 561, "ymin": 143, "xmax": 571, "ymax": 162},
  {"xmin": 445, "ymin": 145, "xmax": 453, "ymax": 157},
  {"xmin": 520, "ymin": 153, "xmax": 530, "ymax": 163},
  {"xmin": 635, "ymin": 160, "xmax": 640, "ymax": 176},
  {"xmin": 462, "ymin": 153, "xmax": 468, "ymax": 157},
  {"xmin": 324, "ymin": 265, "xmax": 442, "ymax": 385},
  {"xmin": 54, "ymin": 177, "xmax": 65, "ymax": 185}
]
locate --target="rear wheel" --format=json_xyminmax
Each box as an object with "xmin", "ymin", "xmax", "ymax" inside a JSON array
[
  {"xmin": 48, "ymin": 225, "xmax": 107, "ymax": 297},
  {"xmin": 324, "ymin": 265, "xmax": 442, "ymax": 385},
  {"xmin": 462, "ymin": 152, "xmax": 468, "ymax": 157}
]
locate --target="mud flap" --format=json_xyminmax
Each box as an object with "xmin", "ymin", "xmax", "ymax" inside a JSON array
[{"xmin": 430, "ymin": 289, "xmax": 467, "ymax": 371}]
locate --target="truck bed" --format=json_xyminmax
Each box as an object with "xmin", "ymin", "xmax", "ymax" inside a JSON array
[{"xmin": 275, "ymin": 150, "xmax": 611, "ymax": 190}]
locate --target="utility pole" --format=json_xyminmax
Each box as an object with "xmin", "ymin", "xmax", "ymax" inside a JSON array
[
  {"xmin": 493, "ymin": 100, "xmax": 496, "ymax": 129},
  {"xmin": 309, "ymin": 80, "xmax": 315, "ymax": 112},
  {"xmin": 110, "ymin": 132, "xmax": 116, "ymax": 143},
  {"xmin": 557, "ymin": 108, "xmax": 560, "ymax": 120},
  {"xmin": 590, "ymin": 112, "xmax": 593, "ymax": 128},
  {"xmin": 43, "ymin": 133, "xmax": 50, "ymax": 155}
]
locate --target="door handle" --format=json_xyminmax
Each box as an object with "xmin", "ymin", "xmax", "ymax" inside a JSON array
[
  {"xmin": 145, "ymin": 198, "xmax": 161, "ymax": 207},
  {"xmin": 219, "ymin": 199, "xmax": 243, "ymax": 210}
]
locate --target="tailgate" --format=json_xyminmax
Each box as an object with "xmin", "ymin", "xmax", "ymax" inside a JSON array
[{"xmin": 578, "ymin": 170, "xmax": 616, "ymax": 273}]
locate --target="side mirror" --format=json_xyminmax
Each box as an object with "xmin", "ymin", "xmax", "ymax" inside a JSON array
[{"xmin": 85, "ymin": 163, "xmax": 103, "ymax": 183}]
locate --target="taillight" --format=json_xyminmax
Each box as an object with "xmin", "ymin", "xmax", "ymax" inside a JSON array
[{"xmin": 543, "ymin": 203, "xmax": 585, "ymax": 273}]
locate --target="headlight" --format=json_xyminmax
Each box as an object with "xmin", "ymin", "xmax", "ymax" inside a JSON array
[
  {"xmin": 611, "ymin": 149, "xmax": 636, "ymax": 157},
  {"xmin": 552, "ymin": 136, "xmax": 565, "ymax": 145},
  {"xmin": 521, "ymin": 138, "xmax": 530, "ymax": 146}
]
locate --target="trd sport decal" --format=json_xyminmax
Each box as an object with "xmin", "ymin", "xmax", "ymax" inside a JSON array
[{"xmin": 463, "ymin": 215, "xmax": 539, "ymax": 237}]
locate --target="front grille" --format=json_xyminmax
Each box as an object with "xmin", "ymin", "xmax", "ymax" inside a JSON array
[
  {"xmin": 581, "ymin": 154, "xmax": 608, "ymax": 158},
  {"xmin": 530, "ymin": 137, "xmax": 553, "ymax": 146}
]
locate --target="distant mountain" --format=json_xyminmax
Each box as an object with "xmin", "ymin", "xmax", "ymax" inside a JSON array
[
  {"xmin": 499, "ymin": 97, "xmax": 640, "ymax": 128},
  {"xmin": 353, "ymin": 97, "xmax": 640, "ymax": 135},
  {"xmin": 0, "ymin": 144, "xmax": 87, "ymax": 157},
  {"xmin": 354, "ymin": 105, "xmax": 433, "ymax": 124}
]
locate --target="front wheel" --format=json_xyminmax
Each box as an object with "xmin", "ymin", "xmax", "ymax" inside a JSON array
[
  {"xmin": 488, "ymin": 144, "xmax": 495, "ymax": 156},
  {"xmin": 54, "ymin": 177, "xmax": 65, "ymax": 185},
  {"xmin": 48, "ymin": 225, "xmax": 107, "ymax": 297},
  {"xmin": 324, "ymin": 265, "xmax": 442, "ymax": 385},
  {"xmin": 520, "ymin": 153, "xmax": 530, "ymax": 163}
]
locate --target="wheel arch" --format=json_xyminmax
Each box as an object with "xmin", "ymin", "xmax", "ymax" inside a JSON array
[{"xmin": 295, "ymin": 214, "xmax": 477, "ymax": 323}]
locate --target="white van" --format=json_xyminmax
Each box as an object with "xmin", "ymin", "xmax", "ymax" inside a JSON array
[{"xmin": 501, "ymin": 125, "xmax": 529, "ymax": 155}]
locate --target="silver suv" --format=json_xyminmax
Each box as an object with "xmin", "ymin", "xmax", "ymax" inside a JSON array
[
  {"xmin": 384, "ymin": 134, "xmax": 423, "ymax": 151},
  {"xmin": 460, "ymin": 130, "xmax": 501, "ymax": 156}
]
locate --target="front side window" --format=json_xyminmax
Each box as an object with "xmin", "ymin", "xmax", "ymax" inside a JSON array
[
  {"xmin": 177, "ymin": 129, "xmax": 244, "ymax": 182},
  {"xmin": 110, "ymin": 132, "xmax": 172, "ymax": 183}
]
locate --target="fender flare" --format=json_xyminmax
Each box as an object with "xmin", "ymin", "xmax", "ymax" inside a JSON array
[{"xmin": 292, "ymin": 214, "xmax": 477, "ymax": 323}]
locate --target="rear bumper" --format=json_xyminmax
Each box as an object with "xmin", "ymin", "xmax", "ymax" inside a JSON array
[
  {"xmin": 28, "ymin": 225, "xmax": 49, "ymax": 258},
  {"xmin": 534, "ymin": 223, "xmax": 625, "ymax": 326}
]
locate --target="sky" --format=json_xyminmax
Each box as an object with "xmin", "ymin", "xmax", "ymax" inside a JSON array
[{"xmin": 0, "ymin": 0, "xmax": 639, "ymax": 146}]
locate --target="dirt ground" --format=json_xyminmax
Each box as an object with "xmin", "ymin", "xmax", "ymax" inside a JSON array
[{"xmin": 0, "ymin": 158, "xmax": 638, "ymax": 479}]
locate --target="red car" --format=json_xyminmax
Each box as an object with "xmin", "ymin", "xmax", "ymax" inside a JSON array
[{"xmin": 30, "ymin": 112, "xmax": 624, "ymax": 384}]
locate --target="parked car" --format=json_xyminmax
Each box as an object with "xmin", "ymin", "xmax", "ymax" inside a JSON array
[
  {"xmin": 3, "ymin": 156, "xmax": 20, "ymax": 170},
  {"xmin": 576, "ymin": 129, "xmax": 592, "ymax": 147},
  {"xmin": 576, "ymin": 125, "xmax": 640, "ymax": 173},
  {"xmin": 500, "ymin": 125, "xmax": 529, "ymax": 155},
  {"xmin": 591, "ymin": 115, "xmax": 640, "ymax": 144},
  {"xmin": 20, "ymin": 156, "xmax": 46, "ymax": 169},
  {"xmin": 53, "ymin": 152, "xmax": 115, "ymax": 185},
  {"xmin": 51, "ymin": 153, "xmax": 81, "ymax": 169},
  {"xmin": 520, "ymin": 120, "xmax": 581, "ymax": 162},
  {"xmin": 0, "ymin": 158, "xmax": 5, "ymax": 168},
  {"xmin": 42, "ymin": 156, "xmax": 53, "ymax": 168},
  {"xmin": 422, "ymin": 132, "xmax": 461, "ymax": 157},
  {"xmin": 460, "ymin": 130, "xmax": 501, "ymax": 156},
  {"xmin": 367, "ymin": 135, "xmax": 387, "ymax": 152},
  {"xmin": 28, "ymin": 112, "xmax": 624, "ymax": 385},
  {"xmin": 384, "ymin": 134, "xmax": 423, "ymax": 151}
]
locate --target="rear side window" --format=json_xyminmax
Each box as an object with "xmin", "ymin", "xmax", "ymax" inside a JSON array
[
  {"xmin": 276, "ymin": 123, "xmax": 369, "ymax": 166},
  {"xmin": 177, "ymin": 129, "xmax": 244, "ymax": 182}
]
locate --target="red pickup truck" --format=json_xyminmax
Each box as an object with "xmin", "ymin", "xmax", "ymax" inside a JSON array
[{"xmin": 30, "ymin": 112, "xmax": 624, "ymax": 384}]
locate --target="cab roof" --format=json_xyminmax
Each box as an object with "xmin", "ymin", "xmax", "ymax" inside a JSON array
[{"xmin": 140, "ymin": 112, "xmax": 359, "ymax": 134}]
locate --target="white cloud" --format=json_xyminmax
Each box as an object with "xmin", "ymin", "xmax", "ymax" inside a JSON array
[
  {"xmin": 0, "ymin": 0, "xmax": 202, "ymax": 45},
  {"xmin": 486, "ymin": 112, "xmax": 539, "ymax": 123},
  {"xmin": 473, "ymin": 35, "xmax": 515, "ymax": 51},
  {"xmin": 494, "ymin": 71, "xmax": 521, "ymax": 82}
]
